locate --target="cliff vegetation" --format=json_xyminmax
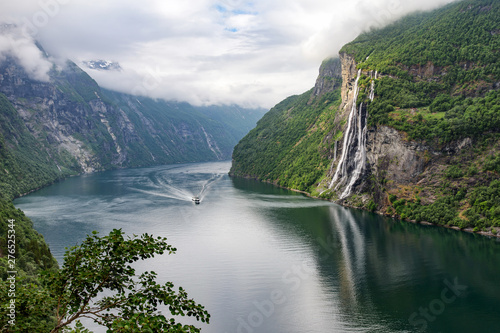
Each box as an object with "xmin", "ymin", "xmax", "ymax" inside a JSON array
[{"xmin": 230, "ymin": 0, "xmax": 500, "ymax": 235}]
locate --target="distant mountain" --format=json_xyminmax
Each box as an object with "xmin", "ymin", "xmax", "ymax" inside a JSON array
[
  {"xmin": 0, "ymin": 35, "xmax": 264, "ymax": 316},
  {"xmin": 82, "ymin": 60, "xmax": 122, "ymax": 71},
  {"xmin": 231, "ymin": 0, "xmax": 500, "ymax": 234},
  {"xmin": 0, "ymin": 49, "xmax": 264, "ymax": 200}
]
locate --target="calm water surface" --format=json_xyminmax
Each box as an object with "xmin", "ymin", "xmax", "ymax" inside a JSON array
[{"xmin": 14, "ymin": 161, "xmax": 500, "ymax": 332}]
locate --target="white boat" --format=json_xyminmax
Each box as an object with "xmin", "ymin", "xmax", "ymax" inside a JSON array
[{"xmin": 192, "ymin": 196, "xmax": 200, "ymax": 204}]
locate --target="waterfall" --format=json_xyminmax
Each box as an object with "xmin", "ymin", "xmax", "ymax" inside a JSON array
[
  {"xmin": 334, "ymin": 140, "xmax": 338, "ymax": 161},
  {"xmin": 340, "ymin": 102, "xmax": 367, "ymax": 199},
  {"xmin": 369, "ymin": 70, "xmax": 377, "ymax": 101},
  {"xmin": 329, "ymin": 69, "xmax": 362, "ymax": 189},
  {"xmin": 328, "ymin": 69, "xmax": 369, "ymax": 199},
  {"xmin": 328, "ymin": 140, "xmax": 339, "ymax": 175}
]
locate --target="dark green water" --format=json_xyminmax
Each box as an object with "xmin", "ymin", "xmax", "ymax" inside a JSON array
[{"xmin": 14, "ymin": 161, "xmax": 500, "ymax": 333}]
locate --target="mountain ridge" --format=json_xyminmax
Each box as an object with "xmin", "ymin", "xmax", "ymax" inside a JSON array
[
  {"xmin": 230, "ymin": 0, "xmax": 500, "ymax": 235},
  {"xmin": 0, "ymin": 52, "xmax": 264, "ymax": 200}
]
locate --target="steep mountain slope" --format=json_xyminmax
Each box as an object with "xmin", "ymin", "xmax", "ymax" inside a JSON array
[
  {"xmin": 231, "ymin": 0, "xmax": 500, "ymax": 234},
  {"xmin": 0, "ymin": 53, "xmax": 263, "ymax": 200},
  {"xmin": 0, "ymin": 36, "xmax": 264, "ymax": 330},
  {"xmin": 230, "ymin": 58, "xmax": 342, "ymax": 192}
]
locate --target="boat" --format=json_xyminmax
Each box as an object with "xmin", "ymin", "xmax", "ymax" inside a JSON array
[{"xmin": 192, "ymin": 196, "xmax": 200, "ymax": 204}]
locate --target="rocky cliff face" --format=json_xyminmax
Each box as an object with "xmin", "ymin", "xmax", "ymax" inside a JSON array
[
  {"xmin": 231, "ymin": 0, "xmax": 499, "ymax": 233},
  {"xmin": 0, "ymin": 55, "xmax": 263, "ymax": 198},
  {"xmin": 323, "ymin": 53, "xmax": 370, "ymax": 200},
  {"xmin": 324, "ymin": 54, "xmax": 484, "ymax": 214},
  {"xmin": 311, "ymin": 57, "xmax": 342, "ymax": 98},
  {"xmin": 0, "ymin": 58, "xmax": 142, "ymax": 173},
  {"xmin": 324, "ymin": 54, "xmax": 417, "ymax": 204}
]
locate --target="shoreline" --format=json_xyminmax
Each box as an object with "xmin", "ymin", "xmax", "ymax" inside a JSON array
[{"xmin": 230, "ymin": 174, "xmax": 500, "ymax": 240}]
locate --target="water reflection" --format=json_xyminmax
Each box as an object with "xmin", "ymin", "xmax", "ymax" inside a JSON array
[
  {"xmin": 12, "ymin": 164, "xmax": 500, "ymax": 333},
  {"xmin": 232, "ymin": 178, "xmax": 500, "ymax": 332}
]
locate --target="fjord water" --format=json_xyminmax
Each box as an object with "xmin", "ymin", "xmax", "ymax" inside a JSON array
[{"xmin": 14, "ymin": 161, "xmax": 500, "ymax": 332}]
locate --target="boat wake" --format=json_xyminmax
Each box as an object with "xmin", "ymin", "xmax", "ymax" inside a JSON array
[
  {"xmin": 130, "ymin": 171, "xmax": 224, "ymax": 203},
  {"xmin": 196, "ymin": 173, "xmax": 224, "ymax": 201}
]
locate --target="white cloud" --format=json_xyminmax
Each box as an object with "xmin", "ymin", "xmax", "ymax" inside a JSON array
[
  {"xmin": 0, "ymin": 24, "xmax": 52, "ymax": 82},
  {"xmin": 0, "ymin": 0, "xmax": 459, "ymax": 108}
]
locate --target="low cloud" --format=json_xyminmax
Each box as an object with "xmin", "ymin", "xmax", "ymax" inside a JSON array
[
  {"xmin": 0, "ymin": 24, "xmax": 52, "ymax": 82},
  {"xmin": 0, "ymin": 0, "xmax": 460, "ymax": 108},
  {"xmin": 302, "ymin": 0, "xmax": 459, "ymax": 61}
]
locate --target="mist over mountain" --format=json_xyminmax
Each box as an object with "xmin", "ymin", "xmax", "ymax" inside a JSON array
[
  {"xmin": 0, "ymin": 38, "xmax": 264, "ymax": 200},
  {"xmin": 1, "ymin": 0, "xmax": 460, "ymax": 108},
  {"xmin": 231, "ymin": 0, "xmax": 500, "ymax": 234}
]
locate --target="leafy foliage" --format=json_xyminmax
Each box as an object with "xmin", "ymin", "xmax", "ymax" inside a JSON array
[
  {"xmin": 342, "ymin": 0, "xmax": 500, "ymax": 77},
  {"xmin": 391, "ymin": 193, "xmax": 462, "ymax": 227},
  {"xmin": 366, "ymin": 82, "xmax": 500, "ymax": 143},
  {"xmin": 0, "ymin": 279, "xmax": 57, "ymax": 332},
  {"xmin": 44, "ymin": 229, "xmax": 210, "ymax": 333},
  {"xmin": 484, "ymin": 153, "xmax": 500, "ymax": 173},
  {"xmin": 1, "ymin": 229, "xmax": 210, "ymax": 332},
  {"xmin": 0, "ymin": 198, "xmax": 59, "ymax": 332},
  {"xmin": 464, "ymin": 180, "xmax": 500, "ymax": 227}
]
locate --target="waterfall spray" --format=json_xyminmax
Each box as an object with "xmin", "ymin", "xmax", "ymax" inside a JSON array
[
  {"xmin": 328, "ymin": 68, "xmax": 369, "ymax": 200},
  {"xmin": 328, "ymin": 140, "xmax": 339, "ymax": 175},
  {"xmin": 369, "ymin": 70, "xmax": 377, "ymax": 101},
  {"xmin": 329, "ymin": 69, "xmax": 362, "ymax": 190}
]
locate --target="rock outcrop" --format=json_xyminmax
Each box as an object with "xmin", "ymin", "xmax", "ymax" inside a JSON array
[
  {"xmin": 325, "ymin": 54, "xmax": 477, "ymax": 211},
  {"xmin": 312, "ymin": 57, "xmax": 342, "ymax": 98}
]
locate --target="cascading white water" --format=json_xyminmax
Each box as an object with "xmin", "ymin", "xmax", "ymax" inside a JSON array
[
  {"xmin": 329, "ymin": 69, "xmax": 362, "ymax": 189},
  {"xmin": 328, "ymin": 140, "xmax": 339, "ymax": 175},
  {"xmin": 339, "ymin": 102, "xmax": 367, "ymax": 199},
  {"xmin": 334, "ymin": 140, "xmax": 338, "ymax": 162},
  {"xmin": 369, "ymin": 70, "xmax": 377, "ymax": 101},
  {"xmin": 328, "ymin": 68, "xmax": 369, "ymax": 199}
]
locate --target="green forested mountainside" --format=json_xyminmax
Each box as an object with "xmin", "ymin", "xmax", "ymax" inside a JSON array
[
  {"xmin": 0, "ymin": 199, "xmax": 59, "ymax": 331},
  {"xmin": 0, "ymin": 54, "xmax": 263, "ymax": 201},
  {"xmin": 343, "ymin": 0, "xmax": 499, "ymax": 74},
  {"xmin": 0, "ymin": 78, "xmax": 61, "ymax": 332},
  {"xmin": 0, "ymin": 93, "xmax": 76, "ymax": 201},
  {"xmin": 342, "ymin": 0, "xmax": 500, "ymax": 143},
  {"xmin": 196, "ymin": 104, "xmax": 267, "ymax": 144},
  {"xmin": 230, "ymin": 58, "xmax": 342, "ymax": 191},
  {"xmin": 231, "ymin": 0, "xmax": 500, "ymax": 232},
  {"xmin": 231, "ymin": 89, "xmax": 341, "ymax": 191},
  {"xmin": 338, "ymin": 0, "xmax": 500, "ymax": 230},
  {"xmin": 101, "ymin": 89, "xmax": 264, "ymax": 166}
]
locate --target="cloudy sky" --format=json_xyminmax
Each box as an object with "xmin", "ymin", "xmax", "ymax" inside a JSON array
[{"xmin": 1, "ymin": 0, "xmax": 457, "ymax": 108}]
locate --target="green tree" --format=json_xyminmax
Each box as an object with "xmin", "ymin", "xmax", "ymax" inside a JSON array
[{"xmin": 39, "ymin": 229, "xmax": 210, "ymax": 333}]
